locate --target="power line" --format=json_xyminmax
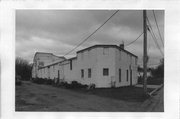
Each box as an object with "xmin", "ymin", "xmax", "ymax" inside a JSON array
[
  {"xmin": 146, "ymin": 16, "xmax": 163, "ymax": 48},
  {"xmin": 148, "ymin": 29, "xmax": 164, "ymax": 56},
  {"xmin": 147, "ymin": 25, "xmax": 164, "ymax": 56},
  {"xmin": 63, "ymin": 10, "xmax": 119, "ymax": 57},
  {"xmin": 147, "ymin": 33, "xmax": 151, "ymax": 54},
  {"xmin": 125, "ymin": 32, "xmax": 144, "ymax": 47},
  {"xmin": 146, "ymin": 17, "xmax": 164, "ymax": 56},
  {"xmin": 152, "ymin": 10, "xmax": 164, "ymax": 46}
]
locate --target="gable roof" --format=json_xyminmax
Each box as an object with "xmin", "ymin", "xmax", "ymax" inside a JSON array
[{"xmin": 77, "ymin": 44, "xmax": 138, "ymax": 58}]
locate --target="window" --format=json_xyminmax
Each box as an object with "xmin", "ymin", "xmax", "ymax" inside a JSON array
[
  {"xmin": 119, "ymin": 69, "xmax": 121, "ymax": 82},
  {"xmin": 88, "ymin": 68, "xmax": 91, "ymax": 78},
  {"xmin": 103, "ymin": 68, "xmax": 109, "ymax": 76},
  {"xmin": 126, "ymin": 69, "xmax": 129, "ymax": 81},
  {"xmin": 81, "ymin": 69, "xmax": 84, "ymax": 78},
  {"xmin": 70, "ymin": 60, "xmax": 72, "ymax": 70}
]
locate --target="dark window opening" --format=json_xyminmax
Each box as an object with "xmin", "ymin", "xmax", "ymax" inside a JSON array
[
  {"xmin": 88, "ymin": 68, "xmax": 91, "ymax": 78},
  {"xmin": 119, "ymin": 69, "xmax": 121, "ymax": 82},
  {"xmin": 70, "ymin": 60, "xmax": 72, "ymax": 70},
  {"xmin": 103, "ymin": 68, "xmax": 109, "ymax": 76},
  {"xmin": 126, "ymin": 69, "xmax": 129, "ymax": 81},
  {"xmin": 81, "ymin": 69, "xmax": 84, "ymax": 78}
]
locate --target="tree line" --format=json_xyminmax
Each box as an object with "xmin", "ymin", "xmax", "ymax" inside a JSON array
[
  {"xmin": 16, "ymin": 57, "xmax": 32, "ymax": 80},
  {"xmin": 138, "ymin": 58, "xmax": 164, "ymax": 85}
]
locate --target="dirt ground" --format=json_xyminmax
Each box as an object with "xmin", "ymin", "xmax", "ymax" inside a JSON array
[{"xmin": 15, "ymin": 81, "xmax": 163, "ymax": 112}]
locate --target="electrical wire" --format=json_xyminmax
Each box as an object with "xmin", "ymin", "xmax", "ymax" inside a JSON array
[
  {"xmin": 146, "ymin": 17, "xmax": 164, "ymax": 56},
  {"xmin": 125, "ymin": 32, "xmax": 144, "ymax": 47},
  {"xmin": 148, "ymin": 29, "xmax": 164, "ymax": 56},
  {"xmin": 63, "ymin": 10, "xmax": 119, "ymax": 57},
  {"xmin": 152, "ymin": 10, "xmax": 164, "ymax": 46}
]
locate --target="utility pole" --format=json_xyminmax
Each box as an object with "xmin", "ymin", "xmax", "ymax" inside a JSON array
[{"xmin": 143, "ymin": 10, "xmax": 148, "ymax": 96}]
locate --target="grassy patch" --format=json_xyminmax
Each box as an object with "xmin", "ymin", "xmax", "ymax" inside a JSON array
[{"xmin": 70, "ymin": 86, "xmax": 154, "ymax": 102}]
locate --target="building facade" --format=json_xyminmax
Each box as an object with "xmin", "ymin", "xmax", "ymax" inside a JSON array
[
  {"xmin": 32, "ymin": 52, "xmax": 66, "ymax": 79},
  {"xmin": 32, "ymin": 44, "xmax": 138, "ymax": 88}
]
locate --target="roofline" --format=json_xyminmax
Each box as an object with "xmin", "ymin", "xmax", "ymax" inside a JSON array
[
  {"xmin": 33, "ymin": 52, "xmax": 66, "ymax": 62},
  {"xmin": 68, "ymin": 57, "xmax": 77, "ymax": 60},
  {"xmin": 35, "ymin": 52, "xmax": 53, "ymax": 55},
  {"xmin": 39, "ymin": 56, "xmax": 77, "ymax": 69},
  {"xmin": 33, "ymin": 52, "xmax": 52, "ymax": 62},
  {"xmin": 40, "ymin": 56, "xmax": 78, "ymax": 69},
  {"xmin": 77, "ymin": 45, "xmax": 138, "ymax": 58},
  {"xmin": 52, "ymin": 54, "xmax": 66, "ymax": 59},
  {"xmin": 39, "ymin": 59, "xmax": 66, "ymax": 69}
]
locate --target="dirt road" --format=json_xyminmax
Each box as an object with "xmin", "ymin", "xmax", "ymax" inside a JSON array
[{"xmin": 16, "ymin": 81, "xmax": 163, "ymax": 111}]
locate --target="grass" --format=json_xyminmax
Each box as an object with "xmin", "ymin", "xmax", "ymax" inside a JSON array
[
  {"xmin": 68, "ymin": 86, "xmax": 154, "ymax": 102},
  {"xmin": 16, "ymin": 81, "xmax": 163, "ymax": 111},
  {"xmin": 31, "ymin": 79, "xmax": 155, "ymax": 102}
]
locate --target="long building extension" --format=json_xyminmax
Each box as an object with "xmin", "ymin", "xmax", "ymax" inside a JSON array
[{"xmin": 32, "ymin": 44, "xmax": 138, "ymax": 88}]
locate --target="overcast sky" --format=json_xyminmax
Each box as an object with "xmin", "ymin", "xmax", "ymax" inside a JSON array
[{"xmin": 16, "ymin": 10, "xmax": 164, "ymax": 66}]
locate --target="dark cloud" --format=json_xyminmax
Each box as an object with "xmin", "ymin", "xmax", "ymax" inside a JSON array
[{"xmin": 16, "ymin": 10, "xmax": 164, "ymax": 65}]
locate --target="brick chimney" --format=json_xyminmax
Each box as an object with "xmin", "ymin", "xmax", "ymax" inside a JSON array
[{"xmin": 120, "ymin": 43, "xmax": 124, "ymax": 49}]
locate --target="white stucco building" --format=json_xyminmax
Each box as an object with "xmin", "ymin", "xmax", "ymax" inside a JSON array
[
  {"xmin": 32, "ymin": 52, "xmax": 66, "ymax": 79},
  {"xmin": 32, "ymin": 44, "xmax": 138, "ymax": 88}
]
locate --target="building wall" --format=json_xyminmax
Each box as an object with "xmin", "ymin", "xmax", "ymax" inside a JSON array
[
  {"xmin": 58, "ymin": 59, "xmax": 78, "ymax": 83},
  {"xmin": 33, "ymin": 46, "xmax": 138, "ymax": 88},
  {"xmin": 95, "ymin": 47, "xmax": 116, "ymax": 88},
  {"xmin": 32, "ymin": 53, "xmax": 64, "ymax": 79},
  {"xmin": 76, "ymin": 48, "xmax": 97, "ymax": 86},
  {"xmin": 76, "ymin": 47, "xmax": 137, "ymax": 88},
  {"xmin": 32, "ymin": 66, "xmax": 36, "ymax": 78},
  {"xmin": 115, "ymin": 48, "xmax": 138, "ymax": 87}
]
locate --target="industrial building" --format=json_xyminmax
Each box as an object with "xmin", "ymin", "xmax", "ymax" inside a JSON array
[{"xmin": 32, "ymin": 44, "xmax": 138, "ymax": 88}]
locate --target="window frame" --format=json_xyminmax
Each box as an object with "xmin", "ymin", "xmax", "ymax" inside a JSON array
[
  {"xmin": 88, "ymin": 68, "xmax": 91, "ymax": 78},
  {"xmin": 81, "ymin": 69, "xmax": 84, "ymax": 78},
  {"xmin": 70, "ymin": 60, "xmax": 72, "ymax": 70},
  {"xmin": 126, "ymin": 69, "xmax": 129, "ymax": 81},
  {"xmin": 103, "ymin": 68, "xmax": 109, "ymax": 76},
  {"xmin": 119, "ymin": 68, "xmax": 121, "ymax": 82}
]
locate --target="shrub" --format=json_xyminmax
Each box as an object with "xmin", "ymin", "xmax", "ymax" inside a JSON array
[
  {"xmin": 71, "ymin": 81, "xmax": 81, "ymax": 88},
  {"xmin": 58, "ymin": 81, "xmax": 88, "ymax": 89},
  {"xmin": 32, "ymin": 78, "xmax": 45, "ymax": 84},
  {"xmin": 87, "ymin": 83, "xmax": 96, "ymax": 90},
  {"xmin": 46, "ymin": 79, "xmax": 52, "ymax": 85}
]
